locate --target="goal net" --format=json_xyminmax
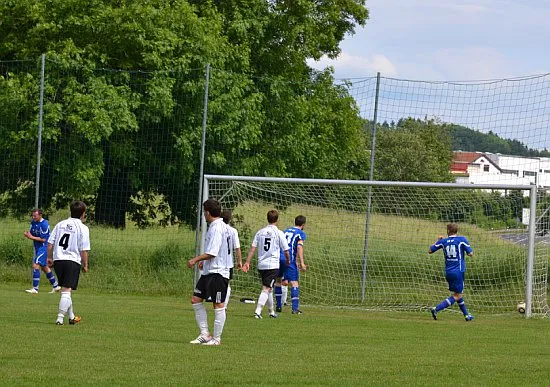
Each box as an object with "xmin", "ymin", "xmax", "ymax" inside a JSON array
[{"xmin": 204, "ymin": 175, "xmax": 549, "ymax": 317}]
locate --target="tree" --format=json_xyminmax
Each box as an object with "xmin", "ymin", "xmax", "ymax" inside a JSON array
[{"xmin": 0, "ymin": 0, "xmax": 370, "ymax": 227}]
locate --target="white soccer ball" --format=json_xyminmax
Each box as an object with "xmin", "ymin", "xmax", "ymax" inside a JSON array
[{"xmin": 517, "ymin": 302, "xmax": 526, "ymax": 314}]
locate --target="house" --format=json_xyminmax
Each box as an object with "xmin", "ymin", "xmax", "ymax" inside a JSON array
[{"xmin": 451, "ymin": 151, "xmax": 538, "ymax": 187}]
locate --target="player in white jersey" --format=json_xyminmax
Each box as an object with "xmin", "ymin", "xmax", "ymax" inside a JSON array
[
  {"xmin": 47, "ymin": 201, "xmax": 90, "ymax": 326},
  {"xmin": 243, "ymin": 210, "xmax": 290, "ymax": 319},
  {"xmin": 187, "ymin": 199, "xmax": 231, "ymax": 346},
  {"xmin": 221, "ymin": 210, "xmax": 242, "ymax": 310}
]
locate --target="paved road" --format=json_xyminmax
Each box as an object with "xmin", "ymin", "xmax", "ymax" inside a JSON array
[{"xmin": 499, "ymin": 233, "xmax": 550, "ymax": 246}]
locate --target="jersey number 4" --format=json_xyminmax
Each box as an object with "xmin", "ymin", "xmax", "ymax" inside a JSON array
[{"xmin": 59, "ymin": 233, "xmax": 70, "ymax": 250}]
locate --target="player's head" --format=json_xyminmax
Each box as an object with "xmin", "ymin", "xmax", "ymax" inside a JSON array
[
  {"xmin": 447, "ymin": 223, "xmax": 458, "ymax": 236},
  {"xmin": 31, "ymin": 208, "xmax": 43, "ymax": 221},
  {"xmin": 203, "ymin": 199, "xmax": 221, "ymax": 219},
  {"xmin": 70, "ymin": 201, "xmax": 87, "ymax": 219},
  {"xmin": 295, "ymin": 215, "xmax": 306, "ymax": 228},
  {"xmin": 221, "ymin": 209, "xmax": 232, "ymax": 225},
  {"xmin": 267, "ymin": 209, "xmax": 279, "ymax": 224}
]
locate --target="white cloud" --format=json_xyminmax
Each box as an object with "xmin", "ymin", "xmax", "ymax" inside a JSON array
[{"xmin": 308, "ymin": 52, "xmax": 398, "ymax": 79}]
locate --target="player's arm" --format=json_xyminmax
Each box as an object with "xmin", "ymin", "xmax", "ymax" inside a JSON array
[
  {"xmin": 46, "ymin": 242, "xmax": 54, "ymax": 267},
  {"xmin": 235, "ymin": 247, "xmax": 243, "ymax": 270},
  {"xmin": 242, "ymin": 246, "xmax": 256, "ymax": 273},
  {"xmin": 283, "ymin": 249, "xmax": 290, "ymax": 266},
  {"xmin": 23, "ymin": 231, "xmax": 45, "ymax": 243},
  {"xmin": 297, "ymin": 243, "xmax": 306, "ymax": 271},
  {"xmin": 81, "ymin": 250, "xmax": 89, "ymax": 272},
  {"xmin": 187, "ymin": 253, "xmax": 215, "ymax": 268}
]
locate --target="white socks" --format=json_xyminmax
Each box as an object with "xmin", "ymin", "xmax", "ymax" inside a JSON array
[
  {"xmin": 281, "ymin": 285, "xmax": 288, "ymax": 304},
  {"xmin": 192, "ymin": 303, "xmax": 209, "ymax": 336},
  {"xmin": 57, "ymin": 292, "xmax": 72, "ymax": 323},
  {"xmin": 213, "ymin": 308, "xmax": 226, "ymax": 341},
  {"xmin": 224, "ymin": 285, "xmax": 231, "ymax": 309},
  {"xmin": 255, "ymin": 290, "xmax": 269, "ymax": 315}
]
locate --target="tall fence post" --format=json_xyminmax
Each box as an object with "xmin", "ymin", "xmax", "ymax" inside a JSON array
[
  {"xmin": 193, "ymin": 63, "xmax": 210, "ymax": 284},
  {"xmin": 35, "ymin": 53, "xmax": 46, "ymax": 209},
  {"xmin": 361, "ymin": 72, "xmax": 381, "ymax": 302}
]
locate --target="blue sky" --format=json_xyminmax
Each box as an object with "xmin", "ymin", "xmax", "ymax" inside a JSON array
[
  {"xmin": 307, "ymin": 0, "xmax": 550, "ymax": 150},
  {"xmin": 308, "ymin": 0, "xmax": 549, "ymax": 81}
]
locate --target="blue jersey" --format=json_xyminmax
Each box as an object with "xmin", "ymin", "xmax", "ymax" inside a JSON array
[
  {"xmin": 280, "ymin": 227, "xmax": 306, "ymax": 265},
  {"xmin": 30, "ymin": 218, "xmax": 50, "ymax": 251},
  {"xmin": 430, "ymin": 236, "xmax": 472, "ymax": 273}
]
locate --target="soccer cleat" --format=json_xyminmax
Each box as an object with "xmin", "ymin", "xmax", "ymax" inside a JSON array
[
  {"xmin": 49, "ymin": 286, "xmax": 62, "ymax": 293},
  {"xmin": 55, "ymin": 321, "xmax": 63, "ymax": 325},
  {"xmin": 283, "ymin": 302, "xmax": 288, "ymax": 306},
  {"xmin": 202, "ymin": 338, "xmax": 221, "ymax": 346},
  {"xmin": 269, "ymin": 313, "xmax": 278, "ymax": 318},
  {"xmin": 190, "ymin": 335, "xmax": 212, "ymax": 344},
  {"xmin": 430, "ymin": 307, "xmax": 437, "ymax": 320},
  {"xmin": 465, "ymin": 314, "xmax": 474, "ymax": 322},
  {"xmin": 69, "ymin": 316, "xmax": 81, "ymax": 325},
  {"xmin": 253, "ymin": 313, "xmax": 262, "ymax": 319},
  {"xmin": 275, "ymin": 307, "xmax": 282, "ymax": 313},
  {"xmin": 25, "ymin": 288, "xmax": 39, "ymax": 294},
  {"xmin": 291, "ymin": 309, "xmax": 303, "ymax": 315}
]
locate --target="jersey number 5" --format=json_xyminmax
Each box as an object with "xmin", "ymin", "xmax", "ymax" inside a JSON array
[{"xmin": 263, "ymin": 238, "xmax": 271, "ymax": 251}]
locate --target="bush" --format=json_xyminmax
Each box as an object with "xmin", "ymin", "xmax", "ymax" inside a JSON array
[{"xmin": 0, "ymin": 238, "xmax": 26, "ymax": 265}]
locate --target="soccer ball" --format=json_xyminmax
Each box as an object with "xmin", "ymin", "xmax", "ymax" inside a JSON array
[{"xmin": 517, "ymin": 302, "xmax": 526, "ymax": 314}]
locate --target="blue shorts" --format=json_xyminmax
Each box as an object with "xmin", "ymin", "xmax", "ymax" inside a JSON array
[
  {"xmin": 446, "ymin": 271, "xmax": 465, "ymax": 293},
  {"xmin": 278, "ymin": 260, "xmax": 299, "ymax": 282},
  {"xmin": 33, "ymin": 247, "xmax": 48, "ymax": 267}
]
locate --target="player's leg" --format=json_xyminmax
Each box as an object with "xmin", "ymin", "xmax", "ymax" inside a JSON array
[
  {"xmin": 255, "ymin": 270, "xmax": 278, "ymax": 318},
  {"xmin": 285, "ymin": 265, "xmax": 301, "ymax": 314},
  {"xmin": 190, "ymin": 275, "xmax": 211, "ymax": 343},
  {"xmin": 54, "ymin": 261, "xmax": 81, "ymax": 325},
  {"xmin": 454, "ymin": 274, "xmax": 473, "ymax": 321},
  {"xmin": 26, "ymin": 251, "xmax": 44, "ymax": 293},
  {"xmin": 204, "ymin": 275, "xmax": 229, "ymax": 345},
  {"xmin": 275, "ymin": 260, "xmax": 286, "ymax": 312},
  {"xmin": 430, "ymin": 273, "xmax": 459, "ymax": 320},
  {"xmin": 40, "ymin": 250, "xmax": 60, "ymax": 292},
  {"xmin": 281, "ymin": 280, "xmax": 289, "ymax": 306},
  {"xmin": 224, "ymin": 268, "xmax": 233, "ymax": 310}
]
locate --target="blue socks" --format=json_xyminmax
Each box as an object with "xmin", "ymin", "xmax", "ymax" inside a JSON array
[
  {"xmin": 291, "ymin": 286, "xmax": 299, "ymax": 311},
  {"xmin": 457, "ymin": 298, "xmax": 469, "ymax": 316},
  {"xmin": 46, "ymin": 271, "xmax": 58, "ymax": 287},
  {"xmin": 435, "ymin": 296, "xmax": 455, "ymax": 312},
  {"xmin": 32, "ymin": 269, "xmax": 40, "ymax": 290}
]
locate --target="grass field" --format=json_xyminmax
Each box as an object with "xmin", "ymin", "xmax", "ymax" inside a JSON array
[{"xmin": 1, "ymin": 284, "xmax": 549, "ymax": 386}]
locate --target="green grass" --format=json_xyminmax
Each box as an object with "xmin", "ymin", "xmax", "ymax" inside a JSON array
[{"xmin": 1, "ymin": 283, "xmax": 549, "ymax": 386}]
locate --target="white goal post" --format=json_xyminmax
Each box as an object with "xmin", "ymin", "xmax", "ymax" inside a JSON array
[{"xmin": 202, "ymin": 174, "xmax": 549, "ymax": 318}]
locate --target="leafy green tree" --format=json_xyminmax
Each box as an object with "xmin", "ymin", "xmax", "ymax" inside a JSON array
[
  {"xmin": 374, "ymin": 117, "xmax": 453, "ymax": 182},
  {"xmin": 0, "ymin": 0, "xmax": 369, "ymax": 227}
]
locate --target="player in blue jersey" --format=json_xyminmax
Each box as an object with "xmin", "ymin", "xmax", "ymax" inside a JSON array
[
  {"xmin": 275, "ymin": 215, "xmax": 307, "ymax": 314},
  {"xmin": 428, "ymin": 223, "xmax": 474, "ymax": 321},
  {"xmin": 24, "ymin": 208, "xmax": 61, "ymax": 294}
]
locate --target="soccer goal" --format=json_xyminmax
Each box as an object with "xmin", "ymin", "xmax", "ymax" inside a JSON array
[{"xmin": 202, "ymin": 175, "xmax": 549, "ymax": 318}]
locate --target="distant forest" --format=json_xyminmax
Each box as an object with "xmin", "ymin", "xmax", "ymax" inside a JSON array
[{"xmin": 449, "ymin": 124, "xmax": 550, "ymax": 157}]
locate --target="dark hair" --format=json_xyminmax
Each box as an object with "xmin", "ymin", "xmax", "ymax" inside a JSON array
[
  {"xmin": 447, "ymin": 223, "xmax": 458, "ymax": 235},
  {"xmin": 70, "ymin": 201, "xmax": 87, "ymax": 219},
  {"xmin": 32, "ymin": 208, "xmax": 43, "ymax": 216},
  {"xmin": 203, "ymin": 199, "xmax": 221, "ymax": 218},
  {"xmin": 221, "ymin": 210, "xmax": 232, "ymax": 224},
  {"xmin": 267, "ymin": 209, "xmax": 279, "ymax": 224},
  {"xmin": 295, "ymin": 215, "xmax": 306, "ymax": 226}
]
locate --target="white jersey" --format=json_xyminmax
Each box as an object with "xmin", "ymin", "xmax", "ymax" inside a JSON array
[
  {"xmin": 201, "ymin": 218, "xmax": 231, "ymax": 279},
  {"xmin": 226, "ymin": 224, "xmax": 240, "ymax": 269},
  {"xmin": 251, "ymin": 224, "xmax": 289, "ymax": 270},
  {"xmin": 48, "ymin": 217, "xmax": 90, "ymax": 265}
]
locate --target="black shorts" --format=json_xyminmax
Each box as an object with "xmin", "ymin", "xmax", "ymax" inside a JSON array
[
  {"xmin": 53, "ymin": 260, "xmax": 81, "ymax": 290},
  {"xmin": 229, "ymin": 267, "xmax": 234, "ymax": 280},
  {"xmin": 194, "ymin": 273, "xmax": 229, "ymax": 303},
  {"xmin": 259, "ymin": 269, "xmax": 278, "ymax": 288}
]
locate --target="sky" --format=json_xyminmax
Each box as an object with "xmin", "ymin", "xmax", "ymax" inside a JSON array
[
  {"xmin": 307, "ymin": 0, "xmax": 550, "ymax": 150},
  {"xmin": 308, "ymin": 0, "xmax": 550, "ymax": 81}
]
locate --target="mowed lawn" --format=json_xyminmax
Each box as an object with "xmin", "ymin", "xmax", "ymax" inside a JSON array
[{"xmin": 1, "ymin": 284, "xmax": 549, "ymax": 386}]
